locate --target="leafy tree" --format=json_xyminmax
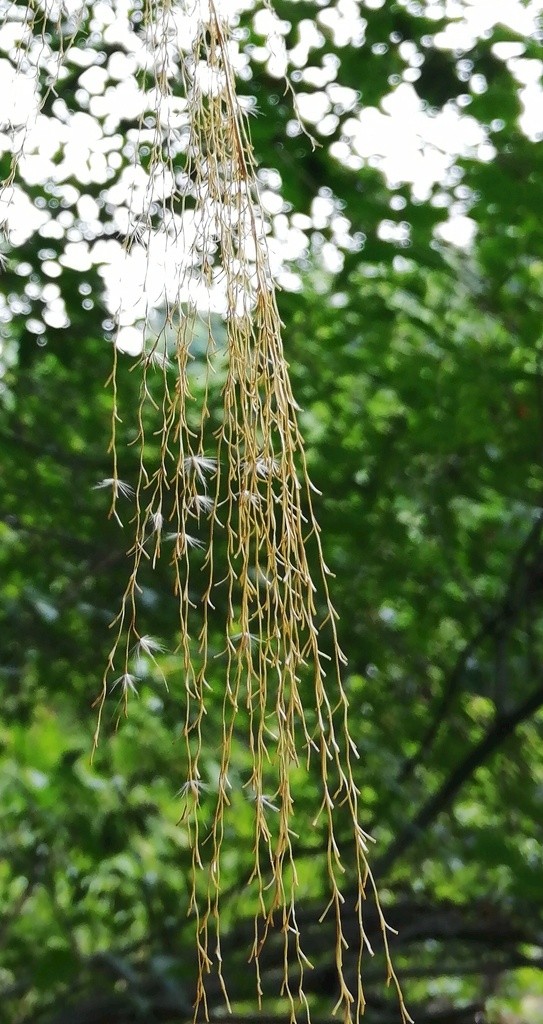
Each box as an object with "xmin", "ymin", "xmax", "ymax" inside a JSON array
[{"xmin": 1, "ymin": 3, "xmax": 543, "ymax": 1024}]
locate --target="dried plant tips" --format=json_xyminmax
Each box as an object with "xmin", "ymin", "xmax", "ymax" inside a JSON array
[
  {"xmin": 90, "ymin": 2, "xmax": 410, "ymax": 1023},
  {"xmin": 93, "ymin": 478, "xmax": 134, "ymax": 499},
  {"xmin": 111, "ymin": 673, "xmax": 139, "ymax": 697}
]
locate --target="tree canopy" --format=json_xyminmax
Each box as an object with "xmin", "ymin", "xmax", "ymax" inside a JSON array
[{"xmin": 1, "ymin": 2, "xmax": 543, "ymax": 1023}]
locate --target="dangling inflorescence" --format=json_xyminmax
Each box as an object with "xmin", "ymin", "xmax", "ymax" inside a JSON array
[{"xmin": 2, "ymin": 1, "xmax": 409, "ymax": 1021}]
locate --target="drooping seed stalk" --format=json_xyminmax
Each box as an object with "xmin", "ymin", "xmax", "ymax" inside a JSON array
[{"xmin": 48, "ymin": 1, "xmax": 407, "ymax": 1020}]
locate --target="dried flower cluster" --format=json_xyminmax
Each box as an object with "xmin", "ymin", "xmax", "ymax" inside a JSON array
[{"xmin": 3, "ymin": 2, "xmax": 409, "ymax": 1021}]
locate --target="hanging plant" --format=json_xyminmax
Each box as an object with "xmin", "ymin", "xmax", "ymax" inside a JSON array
[{"xmin": 3, "ymin": 1, "xmax": 409, "ymax": 1021}]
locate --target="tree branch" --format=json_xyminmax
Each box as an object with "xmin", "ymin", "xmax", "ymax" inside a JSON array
[
  {"xmin": 397, "ymin": 511, "xmax": 543, "ymax": 785},
  {"xmin": 376, "ymin": 681, "xmax": 543, "ymax": 876}
]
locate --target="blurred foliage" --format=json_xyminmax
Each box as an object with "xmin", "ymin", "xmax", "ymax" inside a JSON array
[{"xmin": 1, "ymin": 2, "xmax": 543, "ymax": 1023}]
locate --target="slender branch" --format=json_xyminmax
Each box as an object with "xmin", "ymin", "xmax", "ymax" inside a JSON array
[
  {"xmin": 398, "ymin": 511, "xmax": 543, "ymax": 784},
  {"xmin": 376, "ymin": 681, "xmax": 543, "ymax": 877}
]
